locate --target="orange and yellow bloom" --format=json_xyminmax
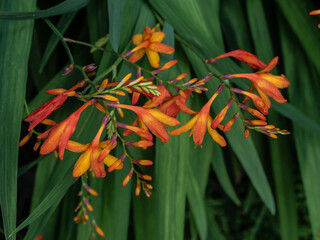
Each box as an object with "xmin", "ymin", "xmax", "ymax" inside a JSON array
[
  {"xmin": 68, "ymin": 116, "xmax": 122, "ymax": 177},
  {"xmin": 125, "ymin": 26, "xmax": 175, "ymax": 68},
  {"xmin": 25, "ymin": 80, "xmax": 86, "ymax": 131},
  {"xmin": 38, "ymin": 100, "xmax": 94, "ymax": 160},
  {"xmin": 107, "ymin": 102, "xmax": 180, "ymax": 143},
  {"xmin": 170, "ymin": 84, "xmax": 226, "ymax": 147}
]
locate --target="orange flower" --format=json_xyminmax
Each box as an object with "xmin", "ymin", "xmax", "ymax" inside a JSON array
[
  {"xmin": 38, "ymin": 100, "xmax": 93, "ymax": 160},
  {"xmin": 107, "ymin": 102, "xmax": 180, "ymax": 143},
  {"xmin": 158, "ymin": 89, "xmax": 196, "ymax": 118},
  {"xmin": 206, "ymin": 50, "xmax": 267, "ymax": 69},
  {"xmin": 68, "ymin": 117, "xmax": 122, "ymax": 177},
  {"xmin": 170, "ymin": 85, "xmax": 226, "ymax": 146},
  {"xmin": 214, "ymin": 51, "xmax": 290, "ymax": 110},
  {"xmin": 25, "ymin": 80, "xmax": 86, "ymax": 131},
  {"xmin": 126, "ymin": 26, "xmax": 175, "ymax": 68}
]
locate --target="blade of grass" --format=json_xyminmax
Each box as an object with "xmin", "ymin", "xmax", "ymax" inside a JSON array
[
  {"xmin": 39, "ymin": 13, "xmax": 77, "ymax": 72},
  {"xmin": 0, "ymin": 0, "xmax": 90, "ymax": 20},
  {"xmin": 108, "ymin": 0, "xmax": 126, "ymax": 52},
  {"xmin": 0, "ymin": 1, "xmax": 36, "ymax": 239},
  {"xmin": 280, "ymin": 19, "xmax": 320, "ymax": 239}
]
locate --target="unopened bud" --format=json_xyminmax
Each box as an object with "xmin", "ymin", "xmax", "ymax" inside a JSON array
[
  {"xmin": 122, "ymin": 169, "xmax": 134, "ymax": 186},
  {"xmin": 63, "ymin": 64, "xmax": 74, "ymax": 76},
  {"xmin": 83, "ymin": 183, "xmax": 98, "ymax": 196},
  {"xmin": 82, "ymin": 63, "xmax": 97, "ymax": 72},
  {"xmin": 19, "ymin": 132, "xmax": 33, "ymax": 147},
  {"xmin": 135, "ymin": 181, "xmax": 141, "ymax": 196}
]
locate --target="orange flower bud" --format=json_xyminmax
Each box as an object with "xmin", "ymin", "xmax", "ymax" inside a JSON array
[
  {"xmin": 122, "ymin": 169, "xmax": 134, "ymax": 186},
  {"xmin": 19, "ymin": 132, "xmax": 33, "ymax": 147}
]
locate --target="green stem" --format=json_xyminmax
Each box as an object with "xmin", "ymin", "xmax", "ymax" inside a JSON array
[{"xmin": 45, "ymin": 19, "xmax": 74, "ymax": 65}]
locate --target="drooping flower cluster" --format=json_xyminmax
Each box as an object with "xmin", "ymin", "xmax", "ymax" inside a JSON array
[{"xmin": 20, "ymin": 25, "xmax": 291, "ymax": 236}]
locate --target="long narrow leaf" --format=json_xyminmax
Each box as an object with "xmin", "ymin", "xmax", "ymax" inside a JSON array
[{"xmin": 0, "ymin": 1, "xmax": 36, "ymax": 240}]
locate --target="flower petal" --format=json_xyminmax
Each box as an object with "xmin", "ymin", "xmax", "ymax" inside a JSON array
[
  {"xmin": 73, "ymin": 149, "xmax": 92, "ymax": 177},
  {"xmin": 146, "ymin": 49, "xmax": 160, "ymax": 68},
  {"xmin": 150, "ymin": 32, "xmax": 165, "ymax": 42},
  {"xmin": 129, "ymin": 49, "xmax": 146, "ymax": 63},
  {"xmin": 66, "ymin": 141, "xmax": 89, "ymax": 152},
  {"xmin": 132, "ymin": 34, "xmax": 143, "ymax": 45},
  {"xmin": 148, "ymin": 42, "xmax": 175, "ymax": 54},
  {"xmin": 170, "ymin": 114, "xmax": 198, "ymax": 136}
]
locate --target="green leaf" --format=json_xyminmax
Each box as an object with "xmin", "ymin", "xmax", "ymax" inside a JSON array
[
  {"xmin": 9, "ymin": 169, "xmax": 76, "ymax": 237},
  {"xmin": 186, "ymin": 164, "xmax": 208, "ymax": 240},
  {"xmin": 0, "ymin": 0, "xmax": 90, "ymax": 20},
  {"xmin": 0, "ymin": 1, "xmax": 36, "ymax": 239},
  {"xmin": 108, "ymin": 0, "xmax": 126, "ymax": 52},
  {"xmin": 280, "ymin": 19, "xmax": 320, "ymax": 239},
  {"xmin": 211, "ymin": 146, "xmax": 241, "ymax": 205}
]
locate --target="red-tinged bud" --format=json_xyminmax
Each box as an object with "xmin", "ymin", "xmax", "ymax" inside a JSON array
[
  {"xmin": 169, "ymin": 73, "xmax": 188, "ymax": 83},
  {"xmin": 97, "ymin": 94, "xmax": 119, "ymax": 102},
  {"xmin": 82, "ymin": 63, "xmax": 97, "ymax": 72},
  {"xmin": 260, "ymin": 130, "xmax": 278, "ymax": 139},
  {"xmin": 143, "ymin": 182, "xmax": 153, "ymax": 190},
  {"xmin": 75, "ymin": 202, "xmax": 82, "ymax": 212},
  {"xmin": 244, "ymin": 126, "xmax": 250, "ymax": 139},
  {"xmin": 203, "ymin": 73, "xmax": 213, "ymax": 82},
  {"xmin": 63, "ymin": 64, "xmax": 74, "ymax": 76},
  {"xmin": 73, "ymin": 212, "xmax": 81, "ymax": 223},
  {"xmin": 45, "ymin": 88, "xmax": 68, "ymax": 95},
  {"xmin": 83, "ymin": 183, "xmax": 98, "ymax": 196},
  {"xmin": 183, "ymin": 78, "xmax": 198, "ymax": 86},
  {"xmin": 135, "ymin": 181, "xmax": 141, "ymax": 196},
  {"xmin": 19, "ymin": 132, "xmax": 33, "ymax": 147},
  {"xmin": 123, "ymin": 51, "xmax": 133, "ymax": 58},
  {"xmin": 100, "ymin": 78, "xmax": 109, "ymax": 89},
  {"xmin": 309, "ymin": 9, "xmax": 320, "ymax": 15},
  {"xmin": 33, "ymin": 140, "xmax": 41, "ymax": 151},
  {"xmin": 134, "ymin": 160, "xmax": 153, "ymax": 166},
  {"xmin": 189, "ymin": 87, "xmax": 201, "ymax": 93},
  {"xmin": 205, "ymin": 58, "xmax": 216, "ymax": 64},
  {"xmin": 216, "ymin": 84, "xmax": 225, "ymax": 93},
  {"xmin": 83, "ymin": 209, "xmax": 89, "ymax": 221},
  {"xmin": 125, "ymin": 141, "xmax": 154, "ymax": 148},
  {"xmin": 221, "ymin": 74, "xmax": 233, "ymax": 80},
  {"xmin": 152, "ymin": 60, "xmax": 178, "ymax": 74},
  {"xmin": 34, "ymin": 235, "xmax": 43, "ymax": 240},
  {"xmin": 108, "ymin": 154, "xmax": 126, "ymax": 173},
  {"xmin": 223, "ymin": 113, "xmax": 239, "ymax": 132},
  {"xmin": 117, "ymin": 108, "xmax": 124, "ymax": 118},
  {"xmin": 278, "ymin": 129, "xmax": 291, "ymax": 135},
  {"xmin": 41, "ymin": 119, "xmax": 56, "ymax": 126},
  {"xmin": 119, "ymin": 73, "xmax": 132, "ymax": 87},
  {"xmin": 112, "ymin": 90, "xmax": 126, "ymax": 96},
  {"xmin": 122, "ymin": 169, "xmax": 134, "ymax": 186},
  {"xmin": 239, "ymin": 104, "xmax": 266, "ymax": 121},
  {"xmin": 84, "ymin": 198, "xmax": 93, "ymax": 212},
  {"xmin": 244, "ymin": 119, "xmax": 267, "ymax": 125},
  {"xmin": 144, "ymin": 189, "xmax": 152, "ymax": 197},
  {"xmin": 137, "ymin": 68, "xmax": 142, "ymax": 77},
  {"xmin": 211, "ymin": 98, "xmax": 234, "ymax": 129},
  {"xmin": 92, "ymin": 221, "xmax": 105, "ymax": 238},
  {"xmin": 106, "ymin": 102, "xmax": 119, "ymax": 108},
  {"xmin": 255, "ymin": 125, "xmax": 275, "ymax": 130},
  {"xmin": 94, "ymin": 102, "xmax": 106, "ymax": 114},
  {"xmin": 138, "ymin": 173, "xmax": 152, "ymax": 181}
]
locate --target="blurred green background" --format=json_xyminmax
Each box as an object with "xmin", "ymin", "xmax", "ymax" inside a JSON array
[{"xmin": 1, "ymin": 0, "xmax": 320, "ymax": 239}]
